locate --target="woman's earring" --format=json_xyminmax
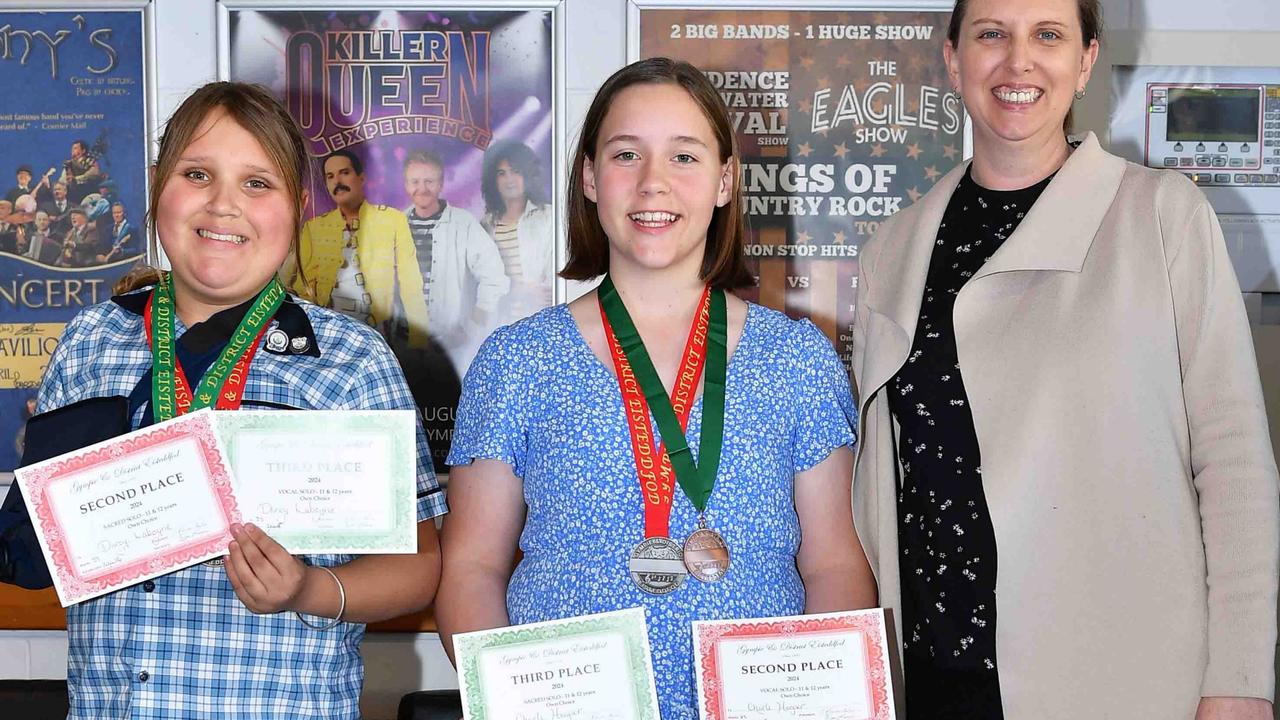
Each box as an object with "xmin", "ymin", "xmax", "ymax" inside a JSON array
[{"xmin": 1074, "ymin": 89, "xmax": 1086, "ymax": 100}]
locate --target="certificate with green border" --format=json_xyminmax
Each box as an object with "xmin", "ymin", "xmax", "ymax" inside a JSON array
[
  {"xmin": 455, "ymin": 607, "xmax": 660, "ymax": 720},
  {"xmin": 214, "ymin": 410, "xmax": 417, "ymax": 554}
]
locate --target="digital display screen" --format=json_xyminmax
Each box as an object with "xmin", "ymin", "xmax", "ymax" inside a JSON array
[{"xmin": 1167, "ymin": 87, "xmax": 1260, "ymax": 142}]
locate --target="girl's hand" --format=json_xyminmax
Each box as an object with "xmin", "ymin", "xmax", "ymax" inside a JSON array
[{"xmin": 224, "ymin": 523, "xmax": 307, "ymax": 614}]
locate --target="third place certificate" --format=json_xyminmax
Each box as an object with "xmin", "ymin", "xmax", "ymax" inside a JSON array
[
  {"xmin": 454, "ymin": 608, "xmax": 660, "ymax": 720},
  {"xmin": 693, "ymin": 609, "xmax": 897, "ymax": 720},
  {"xmin": 215, "ymin": 410, "xmax": 417, "ymax": 554}
]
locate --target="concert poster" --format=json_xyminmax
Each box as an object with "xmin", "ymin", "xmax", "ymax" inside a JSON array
[
  {"xmin": 226, "ymin": 7, "xmax": 558, "ymax": 473},
  {"xmin": 0, "ymin": 9, "xmax": 150, "ymax": 473},
  {"xmin": 634, "ymin": 4, "xmax": 963, "ymax": 369}
]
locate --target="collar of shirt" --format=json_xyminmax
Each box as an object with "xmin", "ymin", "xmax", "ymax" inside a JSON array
[
  {"xmin": 112, "ymin": 287, "xmax": 322, "ymax": 358},
  {"xmin": 409, "ymin": 198, "xmax": 449, "ymax": 222}
]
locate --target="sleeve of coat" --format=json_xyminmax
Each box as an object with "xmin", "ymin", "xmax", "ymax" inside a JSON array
[
  {"xmin": 1165, "ymin": 181, "xmax": 1280, "ymax": 701},
  {"xmin": 392, "ymin": 212, "xmax": 432, "ymax": 349},
  {"xmin": 468, "ymin": 212, "xmax": 512, "ymax": 313},
  {"xmin": 464, "ymin": 214, "xmax": 510, "ymax": 314}
]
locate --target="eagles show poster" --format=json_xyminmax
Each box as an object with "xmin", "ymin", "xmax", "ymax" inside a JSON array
[
  {"xmin": 639, "ymin": 8, "xmax": 963, "ymax": 369},
  {"xmin": 0, "ymin": 10, "xmax": 148, "ymax": 473},
  {"xmin": 229, "ymin": 9, "xmax": 556, "ymax": 473}
]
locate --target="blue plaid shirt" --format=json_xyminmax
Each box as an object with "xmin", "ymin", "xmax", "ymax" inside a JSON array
[{"xmin": 36, "ymin": 289, "xmax": 448, "ymax": 719}]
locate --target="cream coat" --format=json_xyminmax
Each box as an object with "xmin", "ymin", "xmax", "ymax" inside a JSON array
[{"xmin": 851, "ymin": 133, "xmax": 1279, "ymax": 718}]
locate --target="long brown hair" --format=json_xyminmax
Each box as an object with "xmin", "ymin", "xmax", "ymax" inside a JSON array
[
  {"xmin": 560, "ymin": 57, "xmax": 753, "ymax": 290},
  {"xmin": 947, "ymin": 0, "xmax": 1103, "ymax": 133},
  {"xmin": 118, "ymin": 82, "xmax": 311, "ymax": 294}
]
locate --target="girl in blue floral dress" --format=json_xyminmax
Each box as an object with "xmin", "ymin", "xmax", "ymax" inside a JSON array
[{"xmin": 437, "ymin": 58, "xmax": 877, "ymax": 719}]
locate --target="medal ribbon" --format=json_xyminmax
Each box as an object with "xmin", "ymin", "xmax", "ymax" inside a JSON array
[
  {"xmin": 599, "ymin": 276, "xmax": 728, "ymax": 538},
  {"xmin": 145, "ymin": 272, "xmax": 285, "ymax": 422}
]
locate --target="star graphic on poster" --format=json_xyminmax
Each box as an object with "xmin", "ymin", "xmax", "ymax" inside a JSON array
[
  {"xmin": 874, "ymin": 12, "xmax": 891, "ymax": 24},
  {"xmin": 925, "ymin": 165, "xmax": 941, "ymax": 181},
  {"xmin": 796, "ymin": 230, "xmax": 813, "ymax": 244},
  {"xmin": 798, "ymin": 97, "xmax": 813, "ymax": 114},
  {"xmin": 816, "ymin": 76, "xmax": 830, "ymax": 89},
  {"xmin": 834, "ymin": 142, "xmax": 850, "ymax": 159},
  {"xmin": 837, "ymin": 54, "xmax": 851, "ymax": 68},
  {"xmin": 943, "ymin": 144, "xmax": 959, "ymax": 160},
  {"xmin": 907, "ymin": 187, "xmax": 923, "ymax": 202},
  {"xmin": 801, "ymin": 56, "xmax": 815, "ymax": 70},
  {"xmin": 906, "ymin": 142, "xmax": 923, "ymax": 159},
  {"xmin": 833, "ymin": 230, "xmax": 847, "ymax": 245},
  {"xmin": 797, "ymin": 142, "xmax": 814, "ymax": 157},
  {"xmin": 870, "ymin": 143, "xmax": 888, "ymax": 158}
]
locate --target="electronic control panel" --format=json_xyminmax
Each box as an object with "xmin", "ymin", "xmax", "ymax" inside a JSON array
[
  {"xmin": 1113, "ymin": 65, "xmax": 1280, "ymax": 293},
  {"xmin": 1145, "ymin": 83, "xmax": 1280, "ymax": 188}
]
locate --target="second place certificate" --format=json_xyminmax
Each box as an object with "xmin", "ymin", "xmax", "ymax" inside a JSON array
[
  {"xmin": 16, "ymin": 409, "xmax": 241, "ymax": 606},
  {"xmin": 693, "ymin": 609, "xmax": 897, "ymax": 720}
]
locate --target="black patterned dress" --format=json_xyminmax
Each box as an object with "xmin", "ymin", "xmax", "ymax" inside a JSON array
[{"xmin": 888, "ymin": 168, "xmax": 1052, "ymax": 719}]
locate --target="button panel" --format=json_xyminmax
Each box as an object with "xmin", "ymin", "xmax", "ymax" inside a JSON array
[{"xmin": 1143, "ymin": 82, "xmax": 1280, "ymax": 188}]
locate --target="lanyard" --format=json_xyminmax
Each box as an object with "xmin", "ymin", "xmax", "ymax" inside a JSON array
[
  {"xmin": 145, "ymin": 272, "xmax": 284, "ymax": 421},
  {"xmin": 598, "ymin": 276, "xmax": 728, "ymax": 538}
]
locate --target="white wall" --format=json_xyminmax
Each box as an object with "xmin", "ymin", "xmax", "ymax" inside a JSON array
[{"xmin": 4, "ymin": 1, "xmax": 1280, "ymax": 718}]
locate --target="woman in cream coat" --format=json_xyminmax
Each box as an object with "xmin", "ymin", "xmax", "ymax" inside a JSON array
[{"xmin": 851, "ymin": 0, "xmax": 1279, "ymax": 718}]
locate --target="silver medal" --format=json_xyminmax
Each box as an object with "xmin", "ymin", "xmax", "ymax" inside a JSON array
[{"xmin": 628, "ymin": 537, "xmax": 687, "ymax": 595}]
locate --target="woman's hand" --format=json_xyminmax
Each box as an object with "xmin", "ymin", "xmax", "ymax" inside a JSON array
[
  {"xmin": 224, "ymin": 523, "xmax": 308, "ymax": 614},
  {"xmin": 1195, "ymin": 697, "xmax": 1274, "ymax": 719}
]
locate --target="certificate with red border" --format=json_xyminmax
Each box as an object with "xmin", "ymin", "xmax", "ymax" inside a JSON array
[
  {"xmin": 692, "ymin": 609, "xmax": 896, "ymax": 720},
  {"xmin": 15, "ymin": 409, "xmax": 241, "ymax": 606}
]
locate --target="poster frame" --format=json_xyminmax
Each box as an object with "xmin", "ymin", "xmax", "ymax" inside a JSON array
[
  {"xmin": 0, "ymin": 0, "xmax": 157, "ymax": 478},
  {"xmin": 213, "ymin": 0, "xmax": 569, "ymax": 305},
  {"xmin": 625, "ymin": 0, "xmax": 973, "ymax": 359},
  {"xmin": 1, "ymin": 0, "xmax": 159, "ymax": 261}
]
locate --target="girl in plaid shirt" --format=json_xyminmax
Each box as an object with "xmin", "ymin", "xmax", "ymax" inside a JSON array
[{"xmin": 2, "ymin": 82, "xmax": 447, "ymax": 718}]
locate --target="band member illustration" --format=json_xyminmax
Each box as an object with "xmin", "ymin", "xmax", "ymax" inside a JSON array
[
  {"xmin": 62, "ymin": 139, "xmax": 103, "ymax": 205},
  {"xmin": 291, "ymin": 149, "xmax": 430, "ymax": 349},
  {"xmin": 480, "ymin": 139, "xmax": 555, "ymax": 326},
  {"xmin": 401, "ymin": 149, "xmax": 508, "ymax": 370}
]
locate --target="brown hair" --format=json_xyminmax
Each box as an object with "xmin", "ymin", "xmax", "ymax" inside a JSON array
[
  {"xmin": 947, "ymin": 0, "xmax": 1103, "ymax": 132},
  {"xmin": 561, "ymin": 57, "xmax": 753, "ymax": 290},
  {"xmin": 119, "ymin": 82, "xmax": 311, "ymax": 294}
]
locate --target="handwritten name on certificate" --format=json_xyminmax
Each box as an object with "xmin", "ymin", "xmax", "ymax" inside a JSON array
[
  {"xmin": 15, "ymin": 409, "xmax": 241, "ymax": 606},
  {"xmin": 693, "ymin": 609, "xmax": 897, "ymax": 720},
  {"xmin": 215, "ymin": 410, "xmax": 417, "ymax": 554},
  {"xmin": 454, "ymin": 608, "xmax": 661, "ymax": 720}
]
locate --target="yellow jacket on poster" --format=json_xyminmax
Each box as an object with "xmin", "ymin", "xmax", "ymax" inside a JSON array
[{"xmin": 293, "ymin": 202, "xmax": 430, "ymax": 348}]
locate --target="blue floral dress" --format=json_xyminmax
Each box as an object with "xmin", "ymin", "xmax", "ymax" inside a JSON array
[{"xmin": 448, "ymin": 301, "xmax": 857, "ymax": 719}]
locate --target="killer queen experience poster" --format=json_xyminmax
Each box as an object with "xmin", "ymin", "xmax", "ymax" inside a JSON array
[
  {"xmin": 0, "ymin": 9, "xmax": 149, "ymax": 473},
  {"xmin": 226, "ymin": 7, "xmax": 557, "ymax": 473},
  {"xmin": 635, "ymin": 4, "xmax": 963, "ymax": 369}
]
